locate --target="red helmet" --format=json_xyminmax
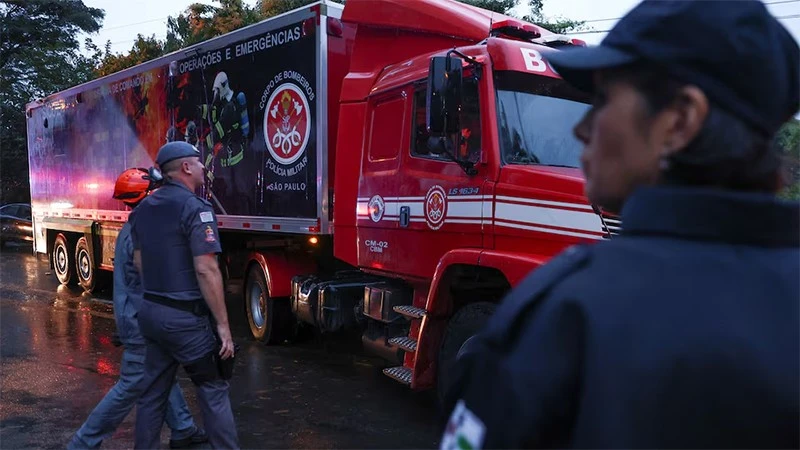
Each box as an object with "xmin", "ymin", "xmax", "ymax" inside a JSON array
[{"xmin": 112, "ymin": 168, "xmax": 152, "ymax": 207}]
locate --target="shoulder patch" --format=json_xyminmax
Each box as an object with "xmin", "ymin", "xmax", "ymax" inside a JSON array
[
  {"xmin": 440, "ymin": 400, "xmax": 486, "ymax": 450},
  {"xmin": 204, "ymin": 225, "xmax": 217, "ymax": 242},
  {"xmin": 199, "ymin": 211, "xmax": 214, "ymax": 223}
]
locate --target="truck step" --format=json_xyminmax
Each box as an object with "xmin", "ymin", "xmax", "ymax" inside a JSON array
[
  {"xmin": 383, "ymin": 366, "xmax": 412, "ymax": 385},
  {"xmin": 393, "ymin": 305, "xmax": 427, "ymax": 320},
  {"xmin": 388, "ymin": 336, "xmax": 418, "ymax": 353}
]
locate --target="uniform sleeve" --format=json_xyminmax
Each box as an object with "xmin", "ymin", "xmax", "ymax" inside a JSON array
[
  {"xmin": 441, "ymin": 296, "xmax": 586, "ymax": 449},
  {"xmin": 128, "ymin": 208, "xmax": 140, "ymax": 251},
  {"xmin": 181, "ymin": 198, "xmax": 222, "ymax": 256},
  {"xmin": 121, "ymin": 226, "xmax": 137, "ymax": 289}
]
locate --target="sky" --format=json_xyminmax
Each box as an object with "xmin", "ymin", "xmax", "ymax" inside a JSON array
[{"xmin": 80, "ymin": 0, "xmax": 800, "ymax": 55}]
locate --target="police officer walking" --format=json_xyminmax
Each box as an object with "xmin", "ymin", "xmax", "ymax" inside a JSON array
[
  {"xmin": 441, "ymin": 1, "xmax": 799, "ymax": 449},
  {"xmin": 68, "ymin": 168, "xmax": 207, "ymax": 450},
  {"xmin": 130, "ymin": 141, "xmax": 239, "ymax": 449}
]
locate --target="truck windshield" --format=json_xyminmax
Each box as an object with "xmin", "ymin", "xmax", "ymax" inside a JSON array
[{"xmin": 495, "ymin": 71, "xmax": 590, "ymax": 168}]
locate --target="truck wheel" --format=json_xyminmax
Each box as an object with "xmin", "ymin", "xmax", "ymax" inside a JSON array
[
  {"xmin": 75, "ymin": 237, "xmax": 96, "ymax": 292},
  {"xmin": 53, "ymin": 233, "xmax": 76, "ymax": 286},
  {"xmin": 245, "ymin": 265, "xmax": 290, "ymax": 344},
  {"xmin": 437, "ymin": 302, "xmax": 497, "ymax": 402}
]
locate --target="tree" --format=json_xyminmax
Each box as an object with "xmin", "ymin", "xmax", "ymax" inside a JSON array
[
  {"xmin": 521, "ymin": 0, "xmax": 585, "ymax": 35},
  {"xmin": 92, "ymin": 35, "xmax": 166, "ymax": 78},
  {"xmin": 166, "ymin": 0, "xmax": 262, "ymax": 51},
  {"xmin": 457, "ymin": 0, "xmax": 585, "ymax": 34},
  {"xmin": 257, "ymin": 0, "xmax": 317, "ymax": 19},
  {"xmin": 90, "ymin": 0, "xmax": 263, "ymax": 80},
  {"xmin": 0, "ymin": 0, "xmax": 104, "ymax": 204},
  {"xmin": 458, "ymin": 0, "xmax": 516, "ymax": 14}
]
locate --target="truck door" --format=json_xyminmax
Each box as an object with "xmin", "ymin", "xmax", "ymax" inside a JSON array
[
  {"xmin": 357, "ymin": 75, "xmax": 488, "ymax": 278},
  {"xmin": 356, "ymin": 90, "xmax": 404, "ymax": 270}
]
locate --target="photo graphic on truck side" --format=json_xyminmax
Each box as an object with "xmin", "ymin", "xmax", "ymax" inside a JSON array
[
  {"xmin": 27, "ymin": 19, "xmax": 319, "ymax": 221},
  {"xmin": 171, "ymin": 20, "xmax": 318, "ymax": 218}
]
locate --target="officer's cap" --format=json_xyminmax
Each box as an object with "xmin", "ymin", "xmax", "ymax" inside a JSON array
[
  {"xmin": 155, "ymin": 141, "xmax": 201, "ymax": 167},
  {"xmin": 545, "ymin": 0, "xmax": 800, "ymax": 136}
]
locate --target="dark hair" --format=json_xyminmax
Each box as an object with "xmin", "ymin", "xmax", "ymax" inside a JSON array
[
  {"xmin": 612, "ymin": 63, "xmax": 783, "ymax": 193},
  {"xmin": 160, "ymin": 159, "xmax": 183, "ymax": 179}
]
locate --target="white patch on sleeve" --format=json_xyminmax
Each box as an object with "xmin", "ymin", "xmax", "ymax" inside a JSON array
[
  {"xmin": 199, "ymin": 211, "xmax": 214, "ymax": 223},
  {"xmin": 440, "ymin": 400, "xmax": 486, "ymax": 450}
]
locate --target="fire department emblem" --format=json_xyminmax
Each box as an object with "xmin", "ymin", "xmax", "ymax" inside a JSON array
[
  {"xmin": 263, "ymin": 83, "xmax": 310, "ymax": 166},
  {"xmin": 424, "ymin": 185, "xmax": 447, "ymax": 230},
  {"xmin": 368, "ymin": 195, "xmax": 385, "ymax": 223}
]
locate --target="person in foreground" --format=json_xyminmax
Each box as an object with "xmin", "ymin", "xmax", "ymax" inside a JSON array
[
  {"xmin": 68, "ymin": 168, "xmax": 207, "ymax": 449},
  {"xmin": 440, "ymin": 0, "xmax": 799, "ymax": 448},
  {"xmin": 130, "ymin": 142, "xmax": 239, "ymax": 449}
]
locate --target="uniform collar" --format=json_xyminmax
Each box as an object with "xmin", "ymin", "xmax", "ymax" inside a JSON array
[
  {"xmin": 620, "ymin": 186, "xmax": 799, "ymax": 247},
  {"xmin": 164, "ymin": 180, "xmax": 196, "ymax": 194}
]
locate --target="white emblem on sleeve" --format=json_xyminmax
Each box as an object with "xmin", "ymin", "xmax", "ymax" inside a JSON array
[
  {"xmin": 199, "ymin": 211, "xmax": 214, "ymax": 223},
  {"xmin": 440, "ymin": 400, "xmax": 486, "ymax": 450}
]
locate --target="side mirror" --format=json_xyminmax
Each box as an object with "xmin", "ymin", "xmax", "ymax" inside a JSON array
[{"xmin": 426, "ymin": 56, "xmax": 463, "ymax": 134}]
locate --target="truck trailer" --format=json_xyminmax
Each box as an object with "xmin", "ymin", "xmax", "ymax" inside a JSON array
[{"xmin": 25, "ymin": 0, "xmax": 619, "ymax": 392}]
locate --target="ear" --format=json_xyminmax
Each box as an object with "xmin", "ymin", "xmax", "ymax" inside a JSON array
[{"xmin": 661, "ymin": 86, "xmax": 709, "ymax": 157}]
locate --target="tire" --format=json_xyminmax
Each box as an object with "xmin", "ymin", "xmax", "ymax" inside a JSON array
[
  {"xmin": 437, "ymin": 302, "xmax": 497, "ymax": 402},
  {"xmin": 75, "ymin": 237, "xmax": 96, "ymax": 292},
  {"xmin": 52, "ymin": 233, "xmax": 76, "ymax": 286},
  {"xmin": 244, "ymin": 265, "xmax": 291, "ymax": 344}
]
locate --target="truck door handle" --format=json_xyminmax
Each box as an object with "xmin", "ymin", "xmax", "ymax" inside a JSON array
[{"xmin": 400, "ymin": 206, "xmax": 410, "ymax": 228}]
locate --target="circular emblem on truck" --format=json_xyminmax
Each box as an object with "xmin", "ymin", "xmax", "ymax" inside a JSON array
[
  {"xmin": 263, "ymin": 83, "xmax": 311, "ymax": 166},
  {"xmin": 368, "ymin": 195, "xmax": 385, "ymax": 223},
  {"xmin": 424, "ymin": 185, "xmax": 447, "ymax": 230}
]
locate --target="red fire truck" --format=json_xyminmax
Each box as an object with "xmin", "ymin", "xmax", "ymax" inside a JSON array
[{"xmin": 25, "ymin": 0, "xmax": 618, "ymax": 391}]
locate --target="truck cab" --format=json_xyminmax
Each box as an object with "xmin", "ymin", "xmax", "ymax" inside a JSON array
[{"xmin": 320, "ymin": 1, "xmax": 617, "ymax": 390}]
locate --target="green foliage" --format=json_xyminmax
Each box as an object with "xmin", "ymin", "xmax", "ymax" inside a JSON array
[
  {"xmin": 92, "ymin": 34, "xmax": 165, "ymax": 78},
  {"xmin": 257, "ymin": 0, "xmax": 318, "ymax": 18},
  {"xmin": 457, "ymin": 0, "xmax": 517, "ymax": 14},
  {"xmin": 521, "ymin": 0, "xmax": 586, "ymax": 34},
  {"xmin": 91, "ymin": 0, "xmax": 263, "ymax": 77},
  {"xmin": 457, "ymin": 0, "xmax": 586, "ymax": 34},
  {"xmin": 166, "ymin": 0, "xmax": 262, "ymax": 51},
  {"xmin": 0, "ymin": 0, "xmax": 104, "ymax": 203}
]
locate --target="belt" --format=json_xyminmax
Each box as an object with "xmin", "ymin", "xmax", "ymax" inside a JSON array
[{"xmin": 144, "ymin": 293, "xmax": 208, "ymax": 316}]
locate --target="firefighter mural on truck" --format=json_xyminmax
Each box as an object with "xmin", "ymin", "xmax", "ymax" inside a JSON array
[{"xmin": 197, "ymin": 71, "xmax": 252, "ymax": 214}]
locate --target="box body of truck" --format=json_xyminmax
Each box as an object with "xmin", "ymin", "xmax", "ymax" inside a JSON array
[{"xmin": 26, "ymin": 3, "xmax": 347, "ymax": 289}]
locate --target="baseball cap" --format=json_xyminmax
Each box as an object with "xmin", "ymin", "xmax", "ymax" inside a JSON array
[
  {"xmin": 544, "ymin": 0, "xmax": 800, "ymax": 136},
  {"xmin": 155, "ymin": 141, "xmax": 201, "ymax": 167}
]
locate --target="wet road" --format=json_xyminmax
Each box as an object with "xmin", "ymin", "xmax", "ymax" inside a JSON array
[{"xmin": 0, "ymin": 244, "xmax": 441, "ymax": 449}]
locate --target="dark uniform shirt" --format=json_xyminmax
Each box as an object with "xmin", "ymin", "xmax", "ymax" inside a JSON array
[
  {"xmin": 130, "ymin": 181, "xmax": 222, "ymax": 301},
  {"xmin": 442, "ymin": 186, "xmax": 799, "ymax": 449},
  {"xmin": 112, "ymin": 222, "xmax": 145, "ymax": 346}
]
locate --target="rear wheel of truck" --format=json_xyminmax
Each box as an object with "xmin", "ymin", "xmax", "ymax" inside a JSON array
[
  {"xmin": 245, "ymin": 265, "xmax": 290, "ymax": 345},
  {"xmin": 53, "ymin": 233, "xmax": 76, "ymax": 286},
  {"xmin": 75, "ymin": 237, "xmax": 96, "ymax": 292},
  {"xmin": 437, "ymin": 302, "xmax": 497, "ymax": 404}
]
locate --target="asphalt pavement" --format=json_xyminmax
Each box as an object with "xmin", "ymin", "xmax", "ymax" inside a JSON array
[{"xmin": 0, "ymin": 243, "xmax": 441, "ymax": 449}]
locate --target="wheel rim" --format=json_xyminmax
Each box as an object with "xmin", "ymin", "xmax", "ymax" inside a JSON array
[
  {"xmin": 249, "ymin": 282, "xmax": 266, "ymax": 329},
  {"xmin": 77, "ymin": 248, "xmax": 91, "ymax": 281},
  {"xmin": 55, "ymin": 244, "xmax": 67, "ymax": 275}
]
